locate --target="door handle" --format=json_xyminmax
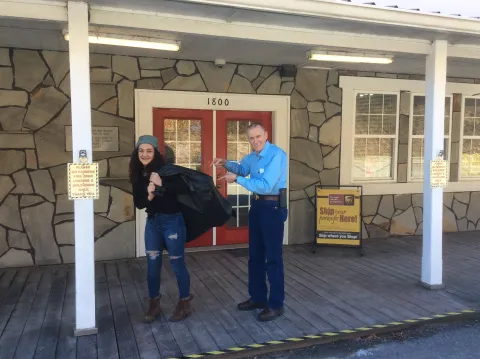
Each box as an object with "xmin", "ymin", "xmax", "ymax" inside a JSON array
[{"xmin": 216, "ymin": 184, "xmax": 223, "ymax": 189}]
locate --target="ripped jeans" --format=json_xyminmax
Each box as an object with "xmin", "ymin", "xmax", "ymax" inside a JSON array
[{"xmin": 144, "ymin": 212, "xmax": 190, "ymax": 299}]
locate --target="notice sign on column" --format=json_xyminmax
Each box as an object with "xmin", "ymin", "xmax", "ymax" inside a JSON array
[
  {"xmin": 316, "ymin": 187, "xmax": 361, "ymax": 247},
  {"xmin": 430, "ymin": 157, "xmax": 448, "ymax": 188},
  {"xmin": 68, "ymin": 163, "xmax": 99, "ymax": 200}
]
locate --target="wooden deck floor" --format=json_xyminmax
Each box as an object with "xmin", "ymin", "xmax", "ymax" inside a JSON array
[{"xmin": 1, "ymin": 232, "xmax": 480, "ymax": 358}]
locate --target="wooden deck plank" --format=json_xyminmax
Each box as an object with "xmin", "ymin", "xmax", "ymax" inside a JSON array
[
  {"xmin": 160, "ymin": 260, "xmax": 222, "ymax": 353},
  {"xmin": 128, "ymin": 261, "xmax": 181, "ymax": 359},
  {"xmin": 13, "ymin": 267, "xmax": 56, "ymax": 359},
  {"xmin": 209, "ymin": 252, "xmax": 336, "ymax": 335},
  {"xmin": 223, "ymin": 252, "xmax": 357, "ymax": 331},
  {"xmin": 334, "ymin": 247, "xmax": 451, "ymax": 308},
  {"xmin": 286, "ymin": 249, "xmax": 423, "ymax": 321},
  {"xmin": 367, "ymin": 247, "xmax": 471, "ymax": 309},
  {"xmin": 197, "ymin": 252, "xmax": 319, "ymax": 338},
  {"xmin": 159, "ymin": 261, "xmax": 251, "ymax": 344},
  {"xmin": 159, "ymin": 258, "xmax": 239, "ymax": 351},
  {"xmin": 304, "ymin": 248, "xmax": 436, "ymax": 318},
  {"xmin": 76, "ymin": 335, "xmax": 98, "ymax": 359},
  {"xmin": 0, "ymin": 268, "xmax": 30, "ymax": 337},
  {"xmin": 33, "ymin": 266, "xmax": 67, "ymax": 359},
  {"xmin": 1, "ymin": 233, "xmax": 480, "ymax": 358},
  {"xmin": 105, "ymin": 263, "xmax": 141, "ymax": 359},
  {"xmin": 55, "ymin": 267, "xmax": 77, "ymax": 359},
  {"xmin": 194, "ymin": 253, "xmax": 288, "ymax": 341},
  {"xmin": 193, "ymin": 254, "xmax": 292, "ymax": 343},
  {"xmin": 231, "ymin": 254, "xmax": 366, "ymax": 331},
  {"xmin": 216, "ymin": 253, "xmax": 335, "ymax": 335},
  {"xmin": 116, "ymin": 262, "xmax": 162, "ymax": 359},
  {"xmin": 138, "ymin": 260, "xmax": 201, "ymax": 356},
  {"xmin": 282, "ymin": 256, "xmax": 397, "ymax": 325},
  {"xmin": 96, "ymin": 263, "xmax": 120, "ymax": 359},
  {"xmin": 335, "ymin": 242, "xmax": 467, "ymax": 312},
  {"xmin": 187, "ymin": 254, "xmax": 283, "ymax": 344},
  {"xmin": 0, "ymin": 268, "xmax": 42, "ymax": 359},
  {"xmin": 0, "ymin": 270, "xmax": 17, "ymax": 305},
  {"xmin": 364, "ymin": 244, "xmax": 470, "ymax": 310},
  {"xmin": 210, "ymin": 256, "xmax": 335, "ymax": 338}
]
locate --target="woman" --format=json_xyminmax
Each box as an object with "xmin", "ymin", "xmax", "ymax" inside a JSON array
[{"xmin": 129, "ymin": 135, "xmax": 193, "ymax": 323}]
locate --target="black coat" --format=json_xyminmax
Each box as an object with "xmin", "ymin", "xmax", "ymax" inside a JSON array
[{"xmin": 156, "ymin": 164, "xmax": 234, "ymax": 242}]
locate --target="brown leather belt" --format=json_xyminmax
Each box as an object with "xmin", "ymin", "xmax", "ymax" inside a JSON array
[{"xmin": 253, "ymin": 194, "xmax": 279, "ymax": 201}]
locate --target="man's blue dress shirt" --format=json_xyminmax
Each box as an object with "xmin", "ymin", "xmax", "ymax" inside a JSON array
[{"xmin": 224, "ymin": 141, "xmax": 287, "ymax": 195}]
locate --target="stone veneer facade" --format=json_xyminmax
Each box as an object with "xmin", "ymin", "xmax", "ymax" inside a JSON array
[
  {"xmin": 0, "ymin": 48, "xmax": 478, "ymax": 268},
  {"xmin": 0, "ymin": 47, "xmax": 342, "ymax": 268}
]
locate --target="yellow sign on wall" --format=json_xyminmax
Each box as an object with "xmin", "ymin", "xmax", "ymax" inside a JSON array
[
  {"xmin": 68, "ymin": 163, "xmax": 99, "ymax": 200},
  {"xmin": 316, "ymin": 187, "xmax": 361, "ymax": 246}
]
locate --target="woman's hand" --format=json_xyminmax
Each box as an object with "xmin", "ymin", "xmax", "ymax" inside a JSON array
[
  {"xmin": 149, "ymin": 172, "xmax": 162, "ymax": 186},
  {"xmin": 147, "ymin": 182, "xmax": 156, "ymax": 194}
]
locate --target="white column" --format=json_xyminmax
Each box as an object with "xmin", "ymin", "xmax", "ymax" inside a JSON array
[
  {"xmin": 67, "ymin": 1, "xmax": 97, "ymax": 335},
  {"xmin": 421, "ymin": 39, "xmax": 447, "ymax": 289}
]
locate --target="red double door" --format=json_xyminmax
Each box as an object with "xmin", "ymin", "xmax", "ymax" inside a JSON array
[{"xmin": 153, "ymin": 108, "xmax": 272, "ymax": 248}]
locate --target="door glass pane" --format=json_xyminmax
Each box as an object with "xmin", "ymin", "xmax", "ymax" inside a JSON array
[
  {"xmin": 164, "ymin": 119, "xmax": 202, "ymax": 171},
  {"xmin": 226, "ymin": 120, "xmax": 252, "ymax": 228}
]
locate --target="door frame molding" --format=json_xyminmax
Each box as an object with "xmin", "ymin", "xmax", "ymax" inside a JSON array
[{"xmin": 134, "ymin": 90, "xmax": 291, "ymax": 258}]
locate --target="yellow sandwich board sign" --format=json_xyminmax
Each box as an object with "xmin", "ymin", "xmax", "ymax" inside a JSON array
[{"xmin": 315, "ymin": 185, "xmax": 364, "ymax": 256}]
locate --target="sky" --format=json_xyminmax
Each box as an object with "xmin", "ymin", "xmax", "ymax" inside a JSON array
[{"xmin": 337, "ymin": 0, "xmax": 480, "ymax": 18}]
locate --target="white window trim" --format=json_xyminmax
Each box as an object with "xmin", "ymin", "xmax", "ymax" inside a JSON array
[
  {"xmin": 340, "ymin": 76, "xmax": 480, "ymax": 195},
  {"xmin": 459, "ymin": 95, "xmax": 480, "ymax": 181},
  {"xmin": 351, "ymin": 90, "xmax": 400, "ymax": 183},
  {"xmin": 408, "ymin": 93, "xmax": 453, "ymax": 182}
]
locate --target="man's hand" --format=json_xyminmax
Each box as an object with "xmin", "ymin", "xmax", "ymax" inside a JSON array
[
  {"xmin": 149, "ymin": 172, "xmax": 162, "ymax": 186},
  {"xmin": 211, "ymin": 158, "xmax": 226, "ymax": 167},
  {"xmin": 219, "ymin": 172, "xmax": 238, "ymax": 184}
]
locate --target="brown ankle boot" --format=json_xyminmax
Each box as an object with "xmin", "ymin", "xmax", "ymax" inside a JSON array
[
  {"xmin": 144, "ymin": 297, "xmax": 161, "ymax": 323},
  {"xmin": 169, "ymin": 295, "xmax": 194, "ymax": 322}
]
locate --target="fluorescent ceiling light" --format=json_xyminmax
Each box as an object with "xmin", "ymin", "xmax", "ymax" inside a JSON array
[
  {"xmin": 307, "ymin": 51, "xmax": 393, "ymax": 64},
  {"xmin": 63, "ymin": 32, "xmax": 180, "ymax": 51}
]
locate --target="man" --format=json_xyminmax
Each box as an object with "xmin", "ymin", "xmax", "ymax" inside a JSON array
[{"xmin": 212, "ymin": 122, "xmax": 288, "ymax": 322}]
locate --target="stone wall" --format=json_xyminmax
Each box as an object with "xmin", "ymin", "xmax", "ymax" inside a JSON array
[
  {"xmin": 0, "ymin": 47, "xmax": 342, "ymax": 267},
  {"xmin": 0, "ymin": 49, "xmax": 138, "ymax": 268},
  {"xmin": 2, "ymin": 47, "xmax": 476, "ymax": 268},
  {"xmin": 362, "ymin": 192, "xmax": 480, "ymax": 239}
]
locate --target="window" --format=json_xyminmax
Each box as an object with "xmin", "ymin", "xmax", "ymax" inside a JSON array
[
  {"xmin": 409, "ymin": 95, "xmax": 452, "ymax": 180},
  {"xmin": 340, "ymin": 76, "xmax": 480, "ymax": 195},
  {"xmin": 461, "ymin": 97, "xmax": 480, "ymax": 178},
  {"xmin": 353, "ymin": 93, "xmax": 398, "ymax": 181}
]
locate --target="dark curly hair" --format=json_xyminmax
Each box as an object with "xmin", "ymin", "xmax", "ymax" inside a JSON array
[{"xmin": 128, "ymin": 147, "xmax": 166, "ymax": 184}]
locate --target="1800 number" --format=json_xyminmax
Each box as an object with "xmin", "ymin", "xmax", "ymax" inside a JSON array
[{"xmin": 207, "ymin": 98, "xmax": 230, "ymax": 106}]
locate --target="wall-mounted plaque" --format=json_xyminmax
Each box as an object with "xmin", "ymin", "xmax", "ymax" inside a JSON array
[{"xmin": 65, "ymin": 126, "xmax": 120, "ymax": 152}]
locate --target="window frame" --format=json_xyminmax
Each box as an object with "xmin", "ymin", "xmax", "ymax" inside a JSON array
[
  {"xmin": 459, "ymin": 95, "xmax": 480, "ymax": 180},
  {"xmin": 351, "ymin": 90, "xmax": 400, "ymax": 183},
  {"xmin": 407, "ymin": 93, "xmax": 453, "ymax": 182},
  {"xmin": 340, "ymin": 76, "xmax": 480, "ymax": 195}
]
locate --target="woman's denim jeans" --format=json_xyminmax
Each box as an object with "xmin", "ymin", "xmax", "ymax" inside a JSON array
[{"xmin": 144, "ymin": 212, "xmax": 190, "ymax": 299}]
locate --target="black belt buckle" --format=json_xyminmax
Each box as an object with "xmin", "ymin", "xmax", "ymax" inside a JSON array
[{"xmin": 279, "ymin": 188, "xmax": 287, "ymax": 208}]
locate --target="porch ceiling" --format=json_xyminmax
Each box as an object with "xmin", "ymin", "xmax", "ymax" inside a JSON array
[
  {"xmin": 0, "ymin": 0, "xmax": 480, "ymax": 77},
  {"xmin": 88, "ymin": 0, "xmax": 480, "ymax": 44}
]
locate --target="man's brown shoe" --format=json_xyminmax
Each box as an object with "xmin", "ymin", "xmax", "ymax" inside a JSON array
[
  {"xmin": 144, "ymin": 297, "xmax": 161, "ymax": 323},
  {"xmin": 258, "ymin": 307, "xmax": 284, "ymax": 322},
  {"xmin": 237, "ymin": 299, "xmax": 266, "ymax": 311},
  {"xmin": 169, "ymin": 294, "xmax": 194, "ymax": 322}
]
